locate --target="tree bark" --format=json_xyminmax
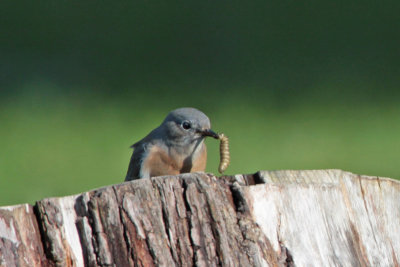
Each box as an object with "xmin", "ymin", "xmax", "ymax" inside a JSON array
[{"xmin": 0, "ymin": 170, "xmax": 399, "ymax": 266}]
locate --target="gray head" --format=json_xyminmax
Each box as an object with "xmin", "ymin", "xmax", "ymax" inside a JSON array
[{"xmin": 161, "ymin": 107, "xmax": 219, "ymax": 146}]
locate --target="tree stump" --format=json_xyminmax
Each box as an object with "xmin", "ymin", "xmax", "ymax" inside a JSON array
[{"xmin": 1, "ymin": 170, "xmax": 399, "ymax": 266}]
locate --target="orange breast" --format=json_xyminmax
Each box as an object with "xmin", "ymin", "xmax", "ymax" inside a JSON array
[
  {"xmin": 189, "ymin": 144, "xmax": 207, "ymax": 172},
  {"xmin": 142, "ymin": 143, "xmax": 207, "ymax": 177}
]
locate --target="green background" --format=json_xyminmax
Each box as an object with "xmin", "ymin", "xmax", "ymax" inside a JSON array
[{"xmin": 1, "ymin": 1, "xmax": 399, "ymax": 206}]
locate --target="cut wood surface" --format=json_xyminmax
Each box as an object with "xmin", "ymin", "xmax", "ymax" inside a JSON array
[{"xmin": 0, "ymin": 170, "xmax": 399, "ymax": 267}]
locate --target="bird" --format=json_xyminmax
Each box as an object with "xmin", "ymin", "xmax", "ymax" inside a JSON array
[{"xmin": 125, "ymin": 107, "xmax": 219, "ymax": 181}]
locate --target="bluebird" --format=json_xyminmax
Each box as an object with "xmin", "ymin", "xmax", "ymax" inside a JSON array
[{"xmin": 125, "ymin": 107, "xmax": 219, "ymax": 181}]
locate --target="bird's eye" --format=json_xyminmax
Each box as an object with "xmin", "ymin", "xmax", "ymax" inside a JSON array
[{"xmin": 181, "ymin": 121, "xmax": 191, "ymax": 130}]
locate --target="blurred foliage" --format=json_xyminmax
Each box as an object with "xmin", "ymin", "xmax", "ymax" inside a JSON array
[{"xmin": 0, "ymin": 1, "xmax": 399, "ymax": 205}]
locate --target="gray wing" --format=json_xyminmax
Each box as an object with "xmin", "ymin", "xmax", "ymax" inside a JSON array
[
  {"xmin": 125, "ymin": 140, "xmax": 146, "ymax": 181},
  {"xmin": 125, "ymin": 127, "xmax": 162, "ymax": 181}
]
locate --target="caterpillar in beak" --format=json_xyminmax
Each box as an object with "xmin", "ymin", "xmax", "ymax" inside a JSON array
[{"xmin": 218, "ymin": 133, "xmax": 230, "ymax": 174}]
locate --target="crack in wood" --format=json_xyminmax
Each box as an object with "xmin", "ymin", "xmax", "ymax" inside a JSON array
[
  {"xmin": 150, "ymin": 178, "xmax": 180, "ymax": 266},
  {"xmin": 358, "ymin": 176, "xmax": 379, "ymax": 247},
  {"xmin": 182, "ymin": 178, "xmax": 203, "ymax": 267},
  {"xmin": 279, "ymin": 246, "xmax": 294, "ymax": 267},
  {"xmin": 112, "ymin": 186, "xmax": 135, "ymax": 266},
  {"xmin": 33, "ymin": 203, "xmax": 54, "ymax": 267}
]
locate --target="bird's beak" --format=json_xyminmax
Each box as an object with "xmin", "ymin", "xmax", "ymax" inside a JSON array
[{"xmin": 199, "ymin": 129, "xmax": 219, "ymax": 139}]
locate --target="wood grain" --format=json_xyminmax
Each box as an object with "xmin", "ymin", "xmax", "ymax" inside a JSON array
[{"xmin": 0, "ymin": 170, "xmax": 399, "ymax": 266}]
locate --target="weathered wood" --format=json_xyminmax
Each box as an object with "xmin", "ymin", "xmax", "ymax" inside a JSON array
[
  {"xmin": 0, "ymin": 170, "xmax": 399, "ymax": 267},
  {"xmin": 242, "ymin": 170, "xmax": 400, "ymax": 266},
  {"xmin": 0, "ymin": 204, "xmax": 47, "ymax": 267}
]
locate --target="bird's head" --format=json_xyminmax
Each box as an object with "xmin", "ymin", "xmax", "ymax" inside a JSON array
[{"xmin": 161, "ymin": 107, "xmax": 219, "ymax": 146}]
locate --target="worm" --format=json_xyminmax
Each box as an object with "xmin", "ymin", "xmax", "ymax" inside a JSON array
[{"xmin": 218, "ymin": 133, "xmax": 230, "ymax": 174}]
